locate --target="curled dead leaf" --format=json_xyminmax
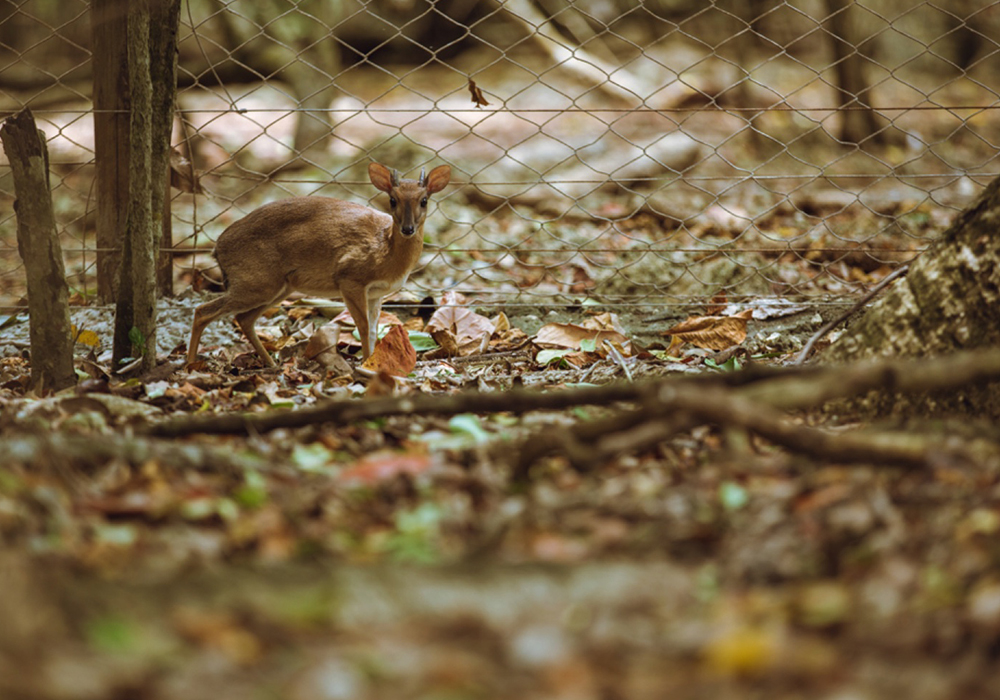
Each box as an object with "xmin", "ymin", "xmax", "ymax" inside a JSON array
[
  {"xmin": 661, "ymin": 309, "xmax": 752, "ymax": 351},
  {"xmin": 467, "ymin": 78, "xmax": 491, "ymax": 108},
  {"xmin": 361, "ymin": 324, "xmax": 416, "ymax": 377}
]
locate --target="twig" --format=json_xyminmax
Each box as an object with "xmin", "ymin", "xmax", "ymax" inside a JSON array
[
  {"xmin": 794, "ymin": 265, "xmax": 910, "ymax": 365},
  {"xmin": 603, "ymin": 338, "xmax": 632, "ymax": 382}
]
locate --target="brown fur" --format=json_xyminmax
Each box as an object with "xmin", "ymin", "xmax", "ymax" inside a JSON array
[{"xmin": 188, "ymin": 162, "xmax": 451, "ymax": 366}]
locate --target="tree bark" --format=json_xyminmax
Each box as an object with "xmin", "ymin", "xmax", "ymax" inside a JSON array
[
  {"xmin": 826, "ymin": 175, "xmax": 1000, "ymax": 363},
  {"xmin": 0, "ymin": 110, "xmax": 76, "ymax": 393},
  {"xmin": 111, "ymin": 0, "xmax": 180, "ymax": 371},
  {"xmin": 823, "ymin": 175, "xmax": 1000, "ymax": 414},
  {"xmin": 825, "ymin": 0, "xmax": 885, "ymax": 146},
  {"xmin": 91, "ymin": 0, "xmax": 130, "ymax": 302}
]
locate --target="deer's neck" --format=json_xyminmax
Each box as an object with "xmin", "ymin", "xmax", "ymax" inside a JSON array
[{"xmin": 384, "ymin": 224, "xmax": 424, "ymax": 278}]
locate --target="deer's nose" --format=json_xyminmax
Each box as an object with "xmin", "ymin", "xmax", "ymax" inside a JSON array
[{"xmin": 401, "ymin": 225, "xmax": 415, "ymax": 236}]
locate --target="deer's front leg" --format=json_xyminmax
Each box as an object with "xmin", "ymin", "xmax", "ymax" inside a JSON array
[{"xmin": 366, "ymin": 295, "xmax": 382, "ymax": 357}]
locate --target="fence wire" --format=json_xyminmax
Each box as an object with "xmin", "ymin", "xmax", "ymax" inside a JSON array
[{"xmin": 2, "ymin": 0, "xmax": 1000, "ymax": 314}]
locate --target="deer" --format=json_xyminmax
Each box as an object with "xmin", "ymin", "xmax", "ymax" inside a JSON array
[{"xmin": 187, "ymin": 162, "xmax": 451, "ymax": 367}]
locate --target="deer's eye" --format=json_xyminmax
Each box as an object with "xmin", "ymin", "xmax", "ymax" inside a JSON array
[
  {"xmin": 420, "ymin": 198, "xmax": 428, "ymax": 208},
  {"xmin": 389, "ymin": 197, "xmax": 397, "ymax": 208}
]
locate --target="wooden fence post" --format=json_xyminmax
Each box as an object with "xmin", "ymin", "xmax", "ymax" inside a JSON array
[{"xmin": 0, "ymin": 110, "xmax": 76, "ymax": 392}]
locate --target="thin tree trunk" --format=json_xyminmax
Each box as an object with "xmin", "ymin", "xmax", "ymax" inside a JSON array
[
  {"xmin": 0, "ymin": 110, "xmax": 76, "ymax": 392},
  {"xmin": 91, "ymin": 0, "xmax": 130, "ymax": 302},
  {"xmin": 825, "ymin": 0, "xmax": 884, "ymax": 146},
  {"xmin": 112, "ymin": 0, "xmax": 180, "ymax": 371}
]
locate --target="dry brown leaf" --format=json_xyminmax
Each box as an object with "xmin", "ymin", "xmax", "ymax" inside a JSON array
[
  {"xmin": 332, "ymin": 308, "xmax": 402, "ymax": 329},
  {"xmin": 304, "ymin": 323, "xmax": 351, "ymax": 373},
  {"xmin": 582, "ymin": 311, "xmax": 627, "ymax": 336},
  {"xmin": 661, "ymin": 309, "xmax": 752, "ymax": 351},
  {"xmin": 705, "ymin": 291, "xmax": 728, "ymax": 316},
  {"xmin": 339, "ymin": 450, "xmax": 432, "ymax": 486},
  {"xmin": 428, "ymin": 329, "xmax": 460, "ymax": 358},
  {"xmin": 425, "ymin": 305, "xmax": 496, "ymax": 345},
  {"xmin": 491, "ymin": 311, "xmax": 511, "ymax": 334},
  {"xmin": 361, "ymin": 324, "xmax": 416, "ymax": 376},
  {"xmin": 286, "ymin": 306, "xmax": 315, "ymax": 321},
  {"xmin": 535, "ymin": 322, "xmax": 628, "ymax": 351},
  {"xmin": 491, "ymin": 327, "xmax": 529, "ymax": 352},
  {"xmin": 467, "ymin": 78, "xmax": 490, "ymax": 108},
  {"xmin": 169, "ymin": 148, "xmax": 203, "ymax": 194}
]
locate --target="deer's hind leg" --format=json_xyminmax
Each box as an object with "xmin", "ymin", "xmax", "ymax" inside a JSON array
[
  {"xmin": 188, "ymin": 284, "xmax": 289, "ymax": 366},
  {"xmin": 233, "ymin": 285, "xmax": 291, "ymax": 367}
]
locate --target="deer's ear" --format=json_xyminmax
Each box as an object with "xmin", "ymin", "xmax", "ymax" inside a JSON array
[
  {"xmin": 424, "ymin": 165, "xmax": 451, "ymax": 194},
  {"xmin": 369, "ymin": 163, "xmax": 393, "ymax": 192}
]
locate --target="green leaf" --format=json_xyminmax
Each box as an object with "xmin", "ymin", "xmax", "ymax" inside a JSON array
[
  {"xmin": 705, "ymin": 356, "xmax": 742, "ymax": 372},
  {"xmin": 234, "ymin": 469, "xmax": 268, "ymax": 508},
  {"xmin": 291, "ymin": 442, "xmax": 335, "ymax": 473},
  {"xmin": 93, "ymin": 523, "xmax": 138, "ymax": 546},
  {"xmin": 579, "ymin": 337, "xmax": 597, "ymax": 352},
  {"xmin": 408, "ymin": 331, "xmax": 439, "ymax": 352},
  {"xmin": 649, "ymin": 349, "xmax": 683, "ymax": 362},
  {"xmin": 719, "ymin": 481, "xmax": 749, "ymax": 511},
  {"xmin": 388, "ymin": 502, "xmax": 445, "ymax": 563},
  {"xmin": 128, "ymin": 326, "xmax": 146, "ymax": 354},
  {"xmin": 86, "ymin": 615, "xmax": 136, "ymax": 653},
  {"xmin": 537, "ymin": 348, "xmax": 572, "ymax": 366},
  {"xmin": 449, "ymin": 414, "xmax": 489, "ymax": 444}
]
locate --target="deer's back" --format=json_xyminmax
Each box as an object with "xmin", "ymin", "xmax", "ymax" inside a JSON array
[{"xmin": 215, "ymin": 197, "xmax": 390, "ymax": 275}]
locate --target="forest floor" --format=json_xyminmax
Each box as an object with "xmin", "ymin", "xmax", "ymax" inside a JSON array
[
  {"xmin": 4, "ymin": 41, "xmax": 1000, "ymax": 700},
  {"xmin": 4, "ymin": 292, "xmax": 1000, "ymax": 700}
]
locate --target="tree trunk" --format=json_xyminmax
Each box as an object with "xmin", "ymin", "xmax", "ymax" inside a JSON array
[
  {"xmin": 825, "ymin": 0, "xmax": 885, "ymax": 146},
  {"xmin": 91, "ymin": 0, "xmax": 130, "ymax": 302},
  {"xmin": 0, "ymin": 110, "xmax": 76, "ymax": 393},
  {"xmin": 825, "ymin": 175, "xmax": 1000, "ymax": 365},
  {"xmin": 112, "ymin": 0, "xmax": 180, "ymax": 371}
]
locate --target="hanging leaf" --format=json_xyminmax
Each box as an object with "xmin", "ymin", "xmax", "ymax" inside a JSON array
[
  {"xmin": 169, "ymin": 147, "xmax": 203, "ymax": 194},
  {"xmin": 467, "ymin": 78, "xmax": 490, "ymax": 108}
]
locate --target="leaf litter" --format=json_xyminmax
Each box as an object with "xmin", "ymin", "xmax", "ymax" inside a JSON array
[{"xmin": 1, "ymin": 291, "xmax": 999, "ymax": 700}]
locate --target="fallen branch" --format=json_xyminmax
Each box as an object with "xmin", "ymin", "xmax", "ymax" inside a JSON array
[{"xmin": 146, "ymin": 350, "xmax": 1000, "ymax": 439}]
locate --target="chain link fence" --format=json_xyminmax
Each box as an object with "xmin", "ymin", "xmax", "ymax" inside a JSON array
[{"xmin": 2, "ymin": 0, "xmax": 999, "ymax": 315}]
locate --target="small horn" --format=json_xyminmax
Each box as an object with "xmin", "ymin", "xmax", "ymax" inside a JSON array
[
  {"xmin": 419, "ymin": 167, "xmax": 426, "ymax": 185},
  {"xmin": 391, "ymin": 169, "xmax": 400, "ymax": 187}
]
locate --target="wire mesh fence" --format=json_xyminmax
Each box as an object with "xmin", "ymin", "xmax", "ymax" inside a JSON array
[{"xmin": 2, "ymin": 0, "xmax": 1000, "ymax": 315}]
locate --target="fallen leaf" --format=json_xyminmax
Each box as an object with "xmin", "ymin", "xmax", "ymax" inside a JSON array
[
  {"xmin": 72, "ymin": 325, "xmax": 100, "ymax": 348},
  {"xmin": 705, "ymin": 292, "xmax": 728, "ymax": 316},
  {"xmin": 426, "ymin": 305, "xmax": 495, "ymax": 345},
  {"xmin": 492, "ymin": 311, "xmax": 510, "ymax": 333},
  {"xmin": 581, "ymin": 312, "xmax": 627, "ymax": 336},
  {"xmin": 332, "ymin": 308, "xmax": 402, "ymax": 329},
  {"xmin": 703, "ymin": 626, "xmax": 779, "ymax": 676},
  {"xmin": 661, "ymin": 309, "xmax": 752, "ymax": 351},
  {"xmin": 304, "ymin": 323, "xmax": 351, "ymax": 373},
  {"xmin": 535, "ymin": 322, "xmax": 628, "ymax": 351},
  {"xmin": 365, "ymin": 371, "xmax": 397, "ymax": 397},
  {"xmin": 361, "ymin": 324, "xmax": 417, "ymax": 376},
  {"xmin": 339, "ymin": 451, "xmax": 432, "ymax": 486}
]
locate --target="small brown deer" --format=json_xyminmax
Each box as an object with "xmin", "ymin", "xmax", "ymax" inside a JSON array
[{"xmin": 187, "ymin": 162, "xmax": 451, "ymax": 367}]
